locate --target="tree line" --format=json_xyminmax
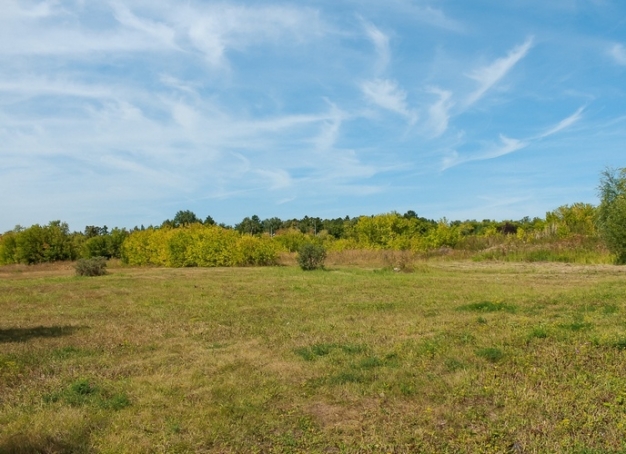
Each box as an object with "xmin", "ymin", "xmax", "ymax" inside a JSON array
[{"xmin": 1, "ymin": 168, "xmax": 625, "ymax": 266}]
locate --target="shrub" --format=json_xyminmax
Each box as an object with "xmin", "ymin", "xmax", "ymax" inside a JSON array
[
  {"xmin": 82, "ymin": 235, "xmax": 111, "ymax": 259},
  {"xmin": 121, "ymin": 225, "xmax": 279, "ymax": 267},
  {"xmin": 75, "ymin": 257, "xmax": 107, "ymax": 276},
  {"xmin": 297, "ymin": 243, "xmax": 326, "ymax": 270},
  {"xmin": 597, "ymin": 168, "xmax": 626, "ymax": 264},
  {"xmin": 236, "ymin": 235, "xmax": 280, "ymax": 266}
]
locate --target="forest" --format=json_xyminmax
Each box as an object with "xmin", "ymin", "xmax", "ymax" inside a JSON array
[{"xmin": 1, "ymin": 168, "xmax": 625, "ymax": 267}]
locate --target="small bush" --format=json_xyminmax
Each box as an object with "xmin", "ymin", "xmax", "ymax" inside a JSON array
[
  {"xmin": 297, "ymin": 243, "xmax": 326, "ymax": 270},
  {"xmin": 75, "ymin": 257, "xmax": 107, "ymax": 276}
]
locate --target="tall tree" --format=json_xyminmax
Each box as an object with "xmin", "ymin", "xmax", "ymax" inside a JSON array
[
  {"xmin": 172, "ymin": 210, "xmax": 201, "ymax": 227},
  {"xmin": 236, "ymin": 215, "xmax": 263, "ymax": 235},
  {"xmin": 262, "ymin": 217, "xmax": 282, "ymax": 235},
  {"xmin": 597, "ymin": 168, "xmax": 626, "ymax": 264}
]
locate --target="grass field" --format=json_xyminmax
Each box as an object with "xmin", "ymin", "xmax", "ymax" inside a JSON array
[{"xmin": 2, "ymin": 259, "xmax": 626, "ymax": 453}]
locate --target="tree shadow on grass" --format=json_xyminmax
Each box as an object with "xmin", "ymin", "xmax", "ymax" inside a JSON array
[
  {"xmin": 0, "ymin": 435, "xmax": 91, "ymax": 454},
  {"xmin": 0, "ymin": 422, "xmax": 94, "ymax": 454},
  {"xmin": 0, "ymin": 326, "xmax": 84, "ymax": 343}
]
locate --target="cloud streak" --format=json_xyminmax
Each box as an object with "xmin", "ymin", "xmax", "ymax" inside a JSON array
[
  {"xmin": 465, "ymin": 37, "xmax": 534, "ymax": 107},
  {"xmin": 361, "ymin": 79, "xmax": 417, "ymax": 124},
  {"xmin": 425, "ymin": 88, "xmax": 454, "ymax": 137},
  {"xmin": 537, "ymin": 107, "xmax": 584, "ymax": 139},
  {"xmin": 442, "ymin": 106, "xmax": 586, "ymax": 170},
  {"xmin": 363, "ymin": 21, "xmax": 390, "ymax": 74},
  {"xmin": 442, "ymin": 135, "xmax": 528, "ymax": 170}
]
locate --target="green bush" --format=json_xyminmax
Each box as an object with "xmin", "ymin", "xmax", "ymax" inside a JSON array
[
  {"xmin": 121, "ymin": 225, "xmax": 279, "ymax": 267},
  {"xmin": 75, "ymin": 257, "xmax": 107, "ymax": 276},
  {"xmin": 0, "ymin": 221, "xmax": 78, "ymax": 265},
  {"xmin": 597, "ymin": 168, "xmax": 626, "ymax": 264},
  {"xmin": 297, "ymin": 243, "xmax": 326, "ymax": 270}
]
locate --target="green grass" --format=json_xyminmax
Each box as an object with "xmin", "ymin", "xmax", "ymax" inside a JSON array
[{"xmin": 1, "ymin": 261, "xmax": 626, "ymax": 452}]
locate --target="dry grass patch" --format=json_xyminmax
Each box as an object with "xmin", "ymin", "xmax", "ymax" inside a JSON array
[{"xmin": 2, "ymin": 262, "xmax": 626, "ymax": 452}]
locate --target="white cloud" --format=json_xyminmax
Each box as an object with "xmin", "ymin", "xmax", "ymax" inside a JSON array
[
  {"xmin": 363, "ymin": 21, "xmax": 390, "ymax": 74},
  {"xmin": 0, "ymin": 2, "xmax": 322, "ymax": 64},
  {"xmin": 3, "ymin": 0, "xmax": 60, "ymax": 19},
  {"xmin": 255, "ymin": 169, "xmax": 293, "ymax": 190},
  {"xmin": 314, "ymin": 116, "xmax": 342, "ymax": 152},
  {"xmin": 465, "ymin": 37, "xmax": 534, "ymax": 107},
  {"xmin": 442, "ymin": 134, "xmax": 527, "ymax": 170},
  {"xmin": 426, "ymin": 88, "xmax": 454, "ymax": 137},
  {"xmin": 159, "ymin": 75, "xmax": 198, "ymax": 95},
  {"xmin": 361, "ymin": 78, "xmax": 417, "ymax": 124},
  {"xmin": 442, "ymin": 106, "xmax": 584, "ymax": 170},
  {"xmin": 178, "ymin": 4, "xmax": 322, "ymax": 67},
  {"xmin": 487, "ymin": 135, "xmax": 528, "ymax": 159},
  {"xmin": 0, "ymin": 77, "xmax": 113, "ymax": 99},
  {"xmin": 171, "ymin": 103, "xmax": 200, "ymax": 130},
  {"xmin": 609, "ymin": 43, "xmax": 626, "ymax": 66},
  {"xmin": 111, "ymin": 2, "xmax": 177, "ymax": 49},
  {"xmin": 538, "ymin": 107, "xmax": 584, "ymax": 138},
  {"xmin": 414, "ymin": 5, "xmax": 463, "ymax": 31},
  {"xmin": 0, "ymin": 27, "xmax": 168, "ymax": 55},
  {"xmin": 348, "ymin": 0, "xmax": 463, "ymax": 32}
]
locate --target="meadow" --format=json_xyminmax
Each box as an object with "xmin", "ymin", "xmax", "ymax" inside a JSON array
[{"xmin": 2, "ymin": 256, "xmax": 626, "ymax": 453}]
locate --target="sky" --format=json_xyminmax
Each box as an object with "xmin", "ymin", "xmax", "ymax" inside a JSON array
[{"xmin": 1, "ymin": 0, "xmax": 625, "ymax": 232}]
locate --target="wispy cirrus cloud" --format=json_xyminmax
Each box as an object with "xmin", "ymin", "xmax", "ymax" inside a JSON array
[
  {"xmin": 3, "ymin": 0, "xmax": 60, "ymax": 19},
  {"xmin": 255, "ymin": 168, "xmax": 293, "ymax": 190},
  {"xmin": 537, "ymin": 107, "xmax": 584, "ymax": 139},
  {"xmin": 609, "ymin": 43, "xmax": 626, "ymax": 66},
  {"xmin": 178, "ymin": 4, "xmax": 323, "ymax": 67},
  {"xmin": 362, "ymin": 78, "xmax": 417, "ymax": 124},
  {"xmin": 362, "ymin": 20, "xmax": 390, "ymax": 74},
  {"xmin": 425, "ymin": 88, "xmax": 454, "ymax": 137},
  {"xmin": 465, "ymin": 37, "xmax": 534, "ymax": 107},
  {"xmin": 110, "ymin": 2, "xmax": 178, "ymax": 49},
  {"xmin": 360, "ymin": 21, "xmax": 418, "ymax": 126},
  {"xmin": 442, "ymin": 106, "xmax": 585, "ymax": 170},
  {"xmin": 348, "ymin": 0, "xmax": 463, "ymax": 32},
  {"xmin": 0, "ymin": 2, "xmax": 323, "ymax": 66},
  {"xmin": 442, "ymin": 135, "xmax": 528, "ymax": 170},
  {"xmin": 442, "ymin": 134, "xmax": 528, "ymax": 170},
  {"xmin": 1, "ymin": 1, "xmax": 624, "ymax": 230}
]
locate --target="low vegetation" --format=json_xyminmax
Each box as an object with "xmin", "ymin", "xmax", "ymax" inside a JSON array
[
  {"xmin": 297, "ymin": 242, "xmax": 327, "ymax": 270},
  {"xmin": 3, "ymin": 167, "xmax": 626, "ymax": 267},
  {"xmin": 74, "ymin": 257, "xmax": 108, "ymax": 277},
  {"xmin": 2, "ymin": 261, "xmax": 626, "ymax": 452}
]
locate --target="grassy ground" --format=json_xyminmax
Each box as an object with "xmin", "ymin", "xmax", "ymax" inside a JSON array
[{"xmin": 2, "ymin": 260, "xmax": 626, "ymax": 453}]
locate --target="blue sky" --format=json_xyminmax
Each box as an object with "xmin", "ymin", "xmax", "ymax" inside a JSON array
[{"xmin": 1, "ymin": 0, "xmax": 625, "ymax": 231}]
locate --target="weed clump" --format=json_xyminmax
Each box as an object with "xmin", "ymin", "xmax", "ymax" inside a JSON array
[
  {"xmin": 44, "ymin": 378, "xmax": 130, "ymax": 410},
  {"xmin": 74, "ymin": 257, "xmax": 107, "ymax": 276},
  {"xmin": 297, "ymin": 243, "xmax": 326, "ymax": 271},
  {"xmin": 476, "ymin": 347, "xmax": 505, "ymax": 363},
  {"xmin": 457, "ymin": 301, "xmax": 517, "ymax": 313}
]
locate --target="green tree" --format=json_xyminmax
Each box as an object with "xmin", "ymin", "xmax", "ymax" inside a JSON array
[
  {"xmin": 236, "ymin": 215, "xmax": 263, "ymax": 235},
  {"xmin": 9, "ymin": 221, "xmax": 76, "ymax": 264},
  {"xmin": 0, "ymin": 231, "xmax": 18, "ymax": 264},
  {"xmin": 546, "ymin": 203, "xmax": 597, "ymax": 237},
  {"xmin": 173, "ymin": 210, "xmax": 201, "ymax": 227},
  {"xmin": 262, "ymin": 217, "xmax": 282, "ymax": 236},
  {"xmin": 597, "ymin": 168, "xmax": 626, "ymax": 264}
]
